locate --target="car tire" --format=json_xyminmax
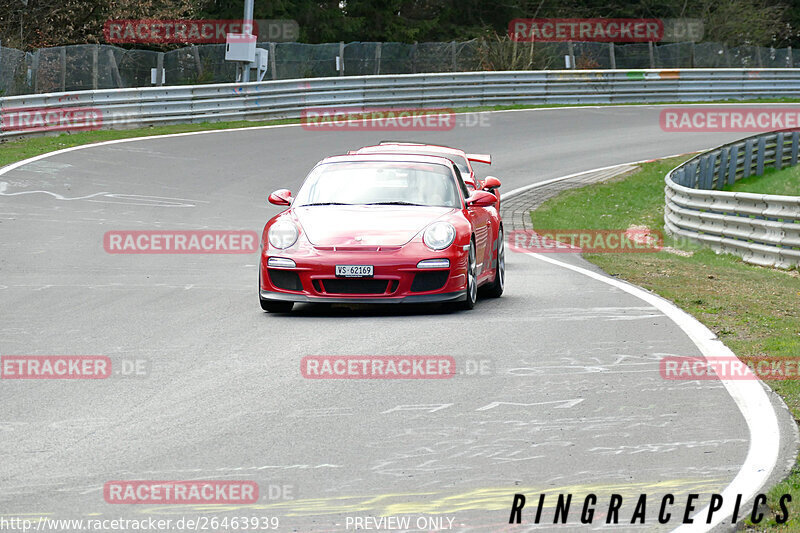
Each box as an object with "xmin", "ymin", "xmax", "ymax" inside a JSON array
[
  {"xmin": 484, "ymin": 226, "xmax": 504, "ymax": 298},
  {"xmin": 459, "ymin": 239, "xmax": 477, "ymax": 310}
]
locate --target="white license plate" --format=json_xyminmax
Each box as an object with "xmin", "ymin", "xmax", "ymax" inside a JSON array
[{"xmin": 335, "ymin": 265, "xmax": 374, "ymax": 277}]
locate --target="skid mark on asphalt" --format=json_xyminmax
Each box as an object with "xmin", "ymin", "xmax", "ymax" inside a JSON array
[{"xmin": 0, "ymin": 182, "xmax": 204, "ymax": 207}]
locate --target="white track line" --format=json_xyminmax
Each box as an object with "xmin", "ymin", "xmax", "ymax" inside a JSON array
[{"xmin": 509, "ymin": 163, "xmax": 781, "ymax": 532}]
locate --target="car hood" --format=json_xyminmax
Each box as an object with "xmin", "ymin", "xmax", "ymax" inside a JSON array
[{"xmin": 293, "ymin": 205, "xmax": 455, "ymax": 247}]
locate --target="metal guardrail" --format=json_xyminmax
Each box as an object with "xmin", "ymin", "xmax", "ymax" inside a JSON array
[
  {"xmin": 665, "ymin": 130, "xmax": 800, "ymax": 268},
  {"xmin": 2, "ymin": 68, "xmax": 800, "ymax": 138}
]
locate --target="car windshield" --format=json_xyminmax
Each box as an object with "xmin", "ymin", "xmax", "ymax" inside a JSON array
[{"xmin": 294, "ymin": 161, "xmax": 461, "ymax": 208}]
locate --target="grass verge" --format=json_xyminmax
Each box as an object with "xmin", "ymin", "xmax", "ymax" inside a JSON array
[
  {"xmin": 723, "ymin": 162, "xmax": 800, "ymax": 196},
  {"xmin": 530, "ymin": 156, "xmax": 800, "ymax": 531}
]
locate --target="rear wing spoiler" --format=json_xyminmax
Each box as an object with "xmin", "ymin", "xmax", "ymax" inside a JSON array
[{"xmin": 466, "ymin": 153, "xmax": 492, "ymax": 165}]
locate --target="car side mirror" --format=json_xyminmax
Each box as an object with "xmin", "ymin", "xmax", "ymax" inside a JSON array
[
  {"xmin": 466, "ymin": 190, "xmax": 497, "ymax": 208},
  {"xmin": 482, "ymin": 176, "xmax": 501, "ymax": 192},
  {"xmin": 268, "ymin": 189, "xmax": 293, "ymax": 206}
]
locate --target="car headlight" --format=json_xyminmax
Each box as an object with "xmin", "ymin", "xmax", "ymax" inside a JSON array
[
  {"xmin": 423, "ymin": 222, "xmax": 456, "ymax": 251},
  {"xmin": 268, "ymin": 220, "xmax": 299, "ymax": 249}
]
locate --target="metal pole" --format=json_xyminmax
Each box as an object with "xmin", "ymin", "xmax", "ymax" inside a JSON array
[
  {"xmin": 241, "ymin": 0, "xmax": 254, "ymax": 82},
  {"xmin": 156, "ymin": 52, "xmax": 164, "ymax": 86},
  {"xmin": 567, "ymin": 41, "xmax": 575, "ymax": 69},
  {"xmin": 648, "ymin": 41, "xmax": 655, "ymax": 68},
  {"xmin": 269, "ymin": 42, "xmax": 277, "ymax": 79},
  {"xmin": 608, "ymin": 42, "xmax": 616, "ymax": 69}
]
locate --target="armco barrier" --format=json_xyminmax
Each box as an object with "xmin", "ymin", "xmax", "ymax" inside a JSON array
[
  {"xmin": 2, "ymin": 68, "xmax": 800, "ymax": 138},
  {"xmin": 665, "ymin": 130, "xmax": 800, "ymax": 268}
]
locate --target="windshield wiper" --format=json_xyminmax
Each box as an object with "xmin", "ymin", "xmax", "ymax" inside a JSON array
[
  {"xmin": 365, "ymin": 201, "xmax": 424, "ymax": 206},
  {"xmin": 300, "ymin": 202, "xmax": 351, "ymax": 206}
]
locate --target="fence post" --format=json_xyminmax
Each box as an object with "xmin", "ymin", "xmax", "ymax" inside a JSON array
[
  {"xmin": 788, "ymin": 46, "xmax": 794, "ymax": 68},
  {"xmin": 374, "ymin": 42, "xmax": 382, "ymax": 75},
  {"xmin": 269, "ymin": 42, "xmax": 277, "ymax": 79},
  {"xmin": 92, "ymin": 44, "xmax": 98, "ymax": 90},
  {"xmin": 648, "ymin": 41, "xmax": 655, "ymax": 68},
  {"xmin": 792, "ymin": 131, "xmax": 799, "ymax": 165},
  {"xmin": 451, "ymin": 41, "xmax": 457, "ymax": 71},
  {"xmin": 411, "ymin": 41, "xmax": 418, "ymax": 73},
  {"xmin": 156, "ymin": 52, "xmax": 164, "ymax": 86},
  {"xmin": 191, "ymin": 46, "xmax": 203, "ymax": 80},
  {"xmin": 60, "ymin": 46, "xmax": 66, "ymax": 91},
  {"xmin": 338, "ymin": 41, "xmax": 344, "ymax": 76},
  {"xmin": 32, "ymin": 50, "xmax": 39, "ymax": 93},
  {"xmin": 690, "ymin": 42, "xmax": 695, "ymax": 68},
  {"xmin": 107, "ymin": 48, "xmax": 123, "ymax": 88}
]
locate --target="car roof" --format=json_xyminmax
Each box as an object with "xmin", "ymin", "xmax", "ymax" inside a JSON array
[{"xmin": 320, "ymin": 153, "xmax": 458, "ymax": 167}]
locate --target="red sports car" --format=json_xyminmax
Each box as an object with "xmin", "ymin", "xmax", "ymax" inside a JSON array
[{"xmin": 259, "ymin": 153, "xmax": 504, "ymax": 313}]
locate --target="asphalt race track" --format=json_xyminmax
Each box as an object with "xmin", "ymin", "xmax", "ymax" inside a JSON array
[{"xmin": 0, "ymin": 105, "xmax": 796, "ymax": 532}]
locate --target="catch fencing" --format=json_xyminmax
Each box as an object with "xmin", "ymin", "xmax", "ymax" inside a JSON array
[{"xmin": 1, "ymin": 40, "xmax": 799, "ymax": 97}]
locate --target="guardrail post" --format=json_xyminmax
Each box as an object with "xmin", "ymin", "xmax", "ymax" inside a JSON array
[
  {"xmin": 756, "ymin": 137, "xmax": 766, "ymax": 175},
  {"xmin": 775, "ymin": 132, "xmax": 785, "ymax": 170},
  {"xmin": 701, "ymin": 153, "xmax": 716, "ymax": 189},
  {"xmin": 717, "ymin": 148, "xmax": 728, "ymax": 190},
  {"xmin": 727, "ymin": 145, "xmax": 739, "ymax": 185},
  {"xmin": 685, "ymin": 161, "xmax": 698, "ymax": 187},
  {"xmin": 743, "ymin": 139, "xmax": 754, "ymax": 178},
  {"xmin": 791, "ymin": 132, "xmax": 799, "ymax": 165}
]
